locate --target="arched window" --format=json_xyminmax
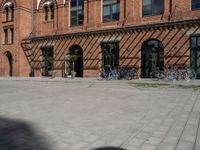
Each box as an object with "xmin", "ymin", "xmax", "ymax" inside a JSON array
[
  {"xmin": 5, "ymin": 6, "xmax": 9, "ymax": 21},
  {"xmin": 44, "ymin": 6, "xmax": 48, "ymax": 21},
  {"xmin": 3, "ymin": 1, "xmax": 15, "ymax": 22},
  {"xmin": 50, "ymin": 4, "xmax": 54, "ymax": 20},
  {"xmin": 10, "ymin": 5, "xmax": 14, "ymax": 20}
]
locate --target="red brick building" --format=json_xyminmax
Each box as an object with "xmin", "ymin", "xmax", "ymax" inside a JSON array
[{"xmin": 0, "ymin": 0, "xmax": 200, "ymax": 78}]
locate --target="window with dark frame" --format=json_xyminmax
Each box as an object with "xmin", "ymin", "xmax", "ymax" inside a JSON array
[
  {"xmin": 44, "ymin": 6, "xmax": 48, "ymax": 21},
  {"xmin": 192, "ymin": 0, "xmax": 200, "ymax": 10},
  {"xmin": 70, "ymin": 0, "xmax": 84, "ymax": 26},
  {"xmin": 50, "ymin": 4, "xmax": 54, "ymax": 20},
  {"xmin": 4, "ymin": 29, "xmax": 8, "ymax": 44},
  {"xmin": 190, "ymin": 35, "xmax": 200, "ymax": 79},
  {"xmin": 10, "ymin": 5, "xmax": 14, "ymax": 21},
  {"xmin": 5, "ymin": 7, "xmax": 9, "ymax": 21},
  {"xmin": 103, "ymin": 0, "xmax": 120, "ymax": 22},
  {"xmin": 11, "ymin": 28, "xmax": 14, "ymax": 44},
  {"xmin": 142, "ymin": 0, "xmax": 164, "ymax": 16}
]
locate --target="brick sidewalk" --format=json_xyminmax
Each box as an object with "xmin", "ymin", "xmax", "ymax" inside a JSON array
[{"xmin": 0, "ymin": 79, "xmax": 199, "ymax": 150}]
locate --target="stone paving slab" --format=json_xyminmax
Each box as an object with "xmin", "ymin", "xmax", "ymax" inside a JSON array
[{"xmin": 0, "ymin": 78, "xmax": 199, "ymax": 150}]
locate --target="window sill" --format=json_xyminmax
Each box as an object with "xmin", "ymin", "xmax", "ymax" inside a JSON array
[
  {"xmin": 2, "ymin": 20, "xmax": 14, "ymax": 23},
  {"xmin": 142, "ymin": 14, "xmax": 164, "ymax": 17},
  {"xmin": 3, "ymin": 43, "xmax": 14, "ymax": 45},
  {"xmin": 43, "ymin": 20, "xmax": 54, "ymax": 24},
  {"xmin": 70, "ymin": 24, "xmax": 84, "ymax": 28},
  {"xmin": 191, "ymin": 8, "xmax": 200, "ymax": 11}
]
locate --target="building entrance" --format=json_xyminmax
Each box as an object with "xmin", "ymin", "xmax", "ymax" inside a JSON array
[
  {"xmin": 141, "ymin": 39, "xmax": 164, "ymax": 78},
  {"xmin": 191, "ymin": 36, "xmax": 200, "ymax": 79},
  {"xmin": 41, "ymin": 47, "xmax": 53, "ymax": 76},
  {"xmin": 101, "ymin": 42, "xmax": 119, "ymax": 69},
  {"xmin": 69, "ymin": 45, "xmax": 83, "ymax": 77},
  {"xmin": 5, "ymin": 52, "xmax": 13, "ymax": 77}
]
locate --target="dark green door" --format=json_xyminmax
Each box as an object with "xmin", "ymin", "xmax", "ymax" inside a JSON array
[
  {"xmin": 191, "ymin": 47, "xmax": 200, "ymax": 79},
  {"xmin": 190, "ymin": 36, "xmax": 200, "ymax": 79},
  {"xmin": 41, "ymin": 47, "xmax": 53, "ymax": 76},
  {"xmin": 101, "ymin": 42, "xmax": 119, "ymax": 69},
  {"xmin": 141, "ymin": 40, "xmax": 164, "ymax": 78}
]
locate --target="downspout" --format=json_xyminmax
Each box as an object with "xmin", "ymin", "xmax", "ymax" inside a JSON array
[
  {"xmin": 29, "ymin": 0, "xmax": 34, "ymax": 77},
  {"xmin": 168, "ymin": 0, "xmax": 172, "ymax": 20},
  {"xmin": 31, "ymin": 0, "xmax": 34, "ymax": 32}
]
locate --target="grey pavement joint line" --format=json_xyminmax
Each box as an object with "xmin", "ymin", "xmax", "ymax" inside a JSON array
[
  {"xmin": 195, "ymin": 94, "xmax": 200, "ymax": 150},
  {"xmin": 155, "ymin": 92, "xmax": 197, "ymax": 150},
  {"xmin": 174, "ymin": 93, "xmax": 199, "ymax": 150},
  {"xmin": 118, "ymin": 92, "xmax": 190, "ymax": 149}
]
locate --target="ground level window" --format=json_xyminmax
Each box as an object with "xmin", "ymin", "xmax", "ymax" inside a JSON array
[
  {"xmin": 101, "ymin": 42, "xmax": 119, "ymax": 69},
  {"xmin": 141, "ymin": 39, "xmax": 164, "ymax": 78},
  {"xmin": 41, "ymin": 46, "xmax": 54, "ymax": 76},
  {"xmin": 190, "ymin": 36, "xmax": 200, "ymax": 78}
]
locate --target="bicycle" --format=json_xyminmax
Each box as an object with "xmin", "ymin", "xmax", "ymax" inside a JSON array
[{"xmin": 150, "ymin": 67, "xmax": 165, "ymax": 81}]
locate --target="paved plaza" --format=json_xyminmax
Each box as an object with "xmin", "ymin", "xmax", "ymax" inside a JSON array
[{"xmin": 0, "ymin": 78, "xmax": 200, "ymax": 150}]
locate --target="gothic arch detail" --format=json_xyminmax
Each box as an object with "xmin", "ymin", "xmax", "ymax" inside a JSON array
[
  {"xmin": 38, "ymin": 0, "xmax": 58, "ymax": 10},
  {"xmin": 0, "ymin": 0, "xmax": 16, "ymax": 10}
]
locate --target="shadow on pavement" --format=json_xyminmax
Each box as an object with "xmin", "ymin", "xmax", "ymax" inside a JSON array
[
  {"xmin": 92, "ymin": 147, "xmax": 127, "ymax": 150},
  {"xmin": 0, "ymin": 117, "xmax": 50, "ymax": 150}
]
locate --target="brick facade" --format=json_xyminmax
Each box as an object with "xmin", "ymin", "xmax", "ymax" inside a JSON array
[{"xmin": 1, "ymin": 0, "xmax": 200, "ymax": 78}]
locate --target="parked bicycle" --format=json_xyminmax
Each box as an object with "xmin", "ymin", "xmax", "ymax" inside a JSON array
[
  {"xmin": 97, "ymin": 66, "xmax": 139, "ymax": 80},
  {"xmin": 150, "ymin": 65, "xmax": 197, "ymax": 81},
  {"xmin": 150, "ymin": 67, "xmax": 165, "ymax": 81}
]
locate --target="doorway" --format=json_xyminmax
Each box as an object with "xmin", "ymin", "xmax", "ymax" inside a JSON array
[
  {"xmin": 101, "ymin": 42, "xmax": 119, "ymax": 69},
  {"xmin": 190, "ymin": 36, "xmax": 200, "ymax": 79},
  {"xmin": 41, "ymin": 46, "xmax": 54, "ymax": 76},
  {"xmin": 141, "ymin": 39, "xmax": 164, "ymax": 78},
  {"xmin": 69, "ymin": 45, "xmax": 83, "ymax": 77},
  {"xmin": 4, "ymin": 51, "xmax": 13, "ymax": 77}
]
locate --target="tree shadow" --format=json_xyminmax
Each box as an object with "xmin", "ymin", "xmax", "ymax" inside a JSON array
[
  {"xmin": 0, "ymin": 117, "xmax": 51, "ymax": 150},
  {"xmin": 92, "ymin": 147, "xmax": 127, "ymax": 150}
]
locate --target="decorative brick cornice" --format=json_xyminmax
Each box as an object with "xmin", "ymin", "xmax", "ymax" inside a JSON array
[{"xmin": 28, "ymin": 18, "xmax": 200, "ymax": 41}]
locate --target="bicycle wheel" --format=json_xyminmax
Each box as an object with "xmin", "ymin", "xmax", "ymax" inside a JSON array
[
  {"xmin": 167, "ymin": 71, "xmax": 176, "ymax": 81},
  {"xmin": 188, "ymin": 71, "xmax": 197, "ymax": 81},
  {"xmin": 150, "ymin": 71, "xmax": 159, "ymax": 81}
]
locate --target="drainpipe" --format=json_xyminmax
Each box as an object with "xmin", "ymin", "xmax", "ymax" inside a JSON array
[
  {"xmin": 29, "ymin": 0, "xmax": 34, "ymax": 77},
  {"xmin": 31, "ymin": 0, "xmax": 33, "ymax": 32},
  {"xmin": 168, "ymin": 0, "xmax": 172, "ymax": 20}
]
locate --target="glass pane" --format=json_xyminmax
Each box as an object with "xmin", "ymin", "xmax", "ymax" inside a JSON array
[
  {"xmin": 78, "ymin": 0, "xmax": 84, "ymax": 6},
  {"xmin": 190, "ymin": 48, "xmax": 196, "ymax": 70},
  {"xmin": 192, "ymin": 0, "xmax": 200, "ymax": 9},
  {"xmin": 197, "ymin": 37, "xmax": 200, "ymax": 46},
  {"xmin": 71, "ymin": 11, "xmax": 77, "ymax": 26},
  {"xmin": 196, "ymin": 50, "xmax": 200, "ymax": 76},
  {"xmin": 103, "ymin": 5, "xmax": 111, "ymax": 16},
  {"xmin": 153, "ymin": 0, "xmax": 164, "ymax": 15},
  {"xmin": 112, "ymin": 13, "xmax": 120, "ymax": 20},
  {"xmin": 142, "ymin": 0, "xmax": 152, "ymax": 16},
  {"xmin": 78, "ymin": 10, "xmax": 84, "ymax": 25},
  {"xmin": 112, "ymin": 2, "xmax": 120, "ymax": 13},
  {"xmin": 191, "ymin": 37, "xmax": 196, "ymax": 48},
  {"xmin": 103, "ymin": 0, "xmax": 117, "ymax": 5},
  {"xmin": 71, "ymin": 0, "xmax": 77, "ymax": 7}
]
